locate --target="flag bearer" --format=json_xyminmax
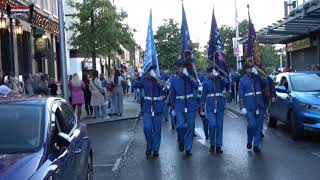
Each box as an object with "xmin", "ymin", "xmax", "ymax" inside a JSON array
[
  {"xmin": 200, "ymin": 67, "xmax": 229, "ymax": 154},
  {"xmin": 170, "ymin": 59, "xmax": 200, "ymax": 156},
  {"xmin": 238, "ymin": 63, "xmax": 269, "ymax": 153}
]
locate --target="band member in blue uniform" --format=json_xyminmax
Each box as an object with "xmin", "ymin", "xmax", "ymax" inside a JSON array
[
  {"xmin": 238, "ymin": 63, "xmax": 269, "ymax": 153},
  {"xmin": 200, "ymin": 67, "xmax": 229, "ymax": 153},
  {"xmin": 134, "ymin": 66, "xmax": 166, "ymax": 157},
  {"xmin": 170, "ymin": 60, "xmax": 200, "ymax": 156}
]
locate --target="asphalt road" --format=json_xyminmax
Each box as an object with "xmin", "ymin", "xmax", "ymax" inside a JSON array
[{"xmin": 88, "ymin": 110, "xmax": 320, "ymax": 180}]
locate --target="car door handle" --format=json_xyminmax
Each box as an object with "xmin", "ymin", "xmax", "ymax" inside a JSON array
[{"xmin": 73, "ymin": 148, "xmax": 82, "ymax": 155}]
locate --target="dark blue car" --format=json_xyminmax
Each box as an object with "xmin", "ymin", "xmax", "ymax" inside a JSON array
[
  {"xmin": 269, "ymin": 71, "xmax": 320, "ymax": 140},
  {"xmin": 0, "ymin": 96, "xmax": 93, "ymax": 180}
]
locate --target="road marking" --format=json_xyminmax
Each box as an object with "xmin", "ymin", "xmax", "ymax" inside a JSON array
[
  {"xmin": 112, "ymin": 158, "xmax": 121, "ymax": 172},
  {"xmin": 93, "ymin": 164, "xmax": 114, "ymax": 167},
  {"xmin": 195, "ymin": 128, "xmax": 210, "ymax": 147},
  {"xmin": 225, "ymin": 110, "xmax": 238, "ymax": 119},
  {"xmin": 311, "ymin": 152, "xmax": 320, "ymax": 159}
]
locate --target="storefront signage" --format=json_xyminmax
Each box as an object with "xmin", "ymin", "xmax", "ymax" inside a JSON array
[
  {"xmin": 287, "ymin": 38, "xmax": 311, "ymax": 52},
  {"xmin": 35, "ymin": 37, "xmax": 48, "ymax": 53},
  {"xmin": 31, "ymin": 12, "xmax": 59, "ymax": 35}
]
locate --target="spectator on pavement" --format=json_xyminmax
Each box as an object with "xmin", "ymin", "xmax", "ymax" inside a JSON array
[
  {"xmin": 111, "ymin": 69, "xmax": 124, "ymax": 116},
  {"xmin": 99, "ymin": 73, "xmax": 108, "ymax": 117},
  {"xmin": 24, "ymin": 74, "xmax": 34, "ymax": 95},
  {"xmin": 49, "ymin": 78, "xmax": 58, "ymax": 96},
  {"xmin": 90, "ymin": 70, "xmax": 106, "ymax": 119},
  {"xmin": 83, "ymin": 74, "xmax": 93, "ymax": 117},
  {"xmin": 33, "ymin": 73, "xmax": 49, "ymax": 95},
  {"xmin": 69, "ymin": 73, "xmax": 86, "ymax": 120}
]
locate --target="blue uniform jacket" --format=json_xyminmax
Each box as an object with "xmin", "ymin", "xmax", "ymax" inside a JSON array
[
  {"xmin": 238, "ymin": 74, "xmax": 269, "ymax": 110},
  {"xmin": 134, "ymin": 75, "xmax": 165, "ymax": 113},
  {"xmin": 200, "ymin": 76, "xmax": 229, "ymax": 112},
  {"xmin": 170, "ymin": 74, "xmax": 200, "ymax": 113}
]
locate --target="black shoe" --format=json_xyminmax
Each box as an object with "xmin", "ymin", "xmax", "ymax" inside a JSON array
[
  {"xmin": 216, "ymin": 147, "xmax": 223, "ymax": 154},
  {"xmin": 193, "ymin": 133, "xmax": 197, "ymax": 137},
  {"xmin": 253, "ymin": 146, "xmax": 261, "ymax": 153},
  {"xmin": 186, "ymin": 151, "xmax": 192, "ymax": 156},
  {"xmin": 205, "ymin": 136, "xmax": 209, "ymax": 140},
  {"xmin": 108, "ymin": 113, "xmax": 112, "ymax": 116},
  {"xmin": 153, "ymin": 151, "xmax": 159, "ymax": 157},
  {"xmin": 165, "ymin": 118, "xmax": 169, "ymax": 122},
  {"xmin": 261, "ymin": 132, "xmax": 265, "ymax": 138},
  {"xmin": 172, "ymin": 125, "xmax": 175, "ymax": 130},
  {"xmin": 209, "ymin": 145, "xmax": 215, "ymax": 153},
  {"xmin": 247, "ymin": 143, "xmax": 252, "ymax": 150},
  {"xmin": 179, "ymin": 144, "xmax": 185, "ymax": 152},
  {"xmin": 146, "ymin": 150, "xmax": 151, "ymax": 157}
]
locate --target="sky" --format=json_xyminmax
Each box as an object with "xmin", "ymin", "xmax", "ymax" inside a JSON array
[{"xmin": 114, "ymin": 0, "xmax": 286, "ymax": 48}]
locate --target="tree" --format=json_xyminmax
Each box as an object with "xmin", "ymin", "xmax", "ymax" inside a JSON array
[
  {"xmin": 154, "ymin": 19, "xmax": 180, "ymax": 70},
  {"xmin": 68, "ymin": 0, "xmax": 135, "ymax": 70}
]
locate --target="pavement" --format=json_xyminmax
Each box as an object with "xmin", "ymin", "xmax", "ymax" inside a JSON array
[{"xmin": 81, "ymin": 94, "xmax": 140, "ymax": 125}]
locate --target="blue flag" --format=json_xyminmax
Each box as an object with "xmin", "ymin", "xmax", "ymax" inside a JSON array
[
  {"xmin": 246, "ymin": 8, "xmax": 266, "ymax": 76},
  {"xmin": 208, "ymin": 8, "xmax": 228, "ymax": 74},
  {"xmin": 142, "ymin": 10, "xmax": 160, "ymax": 76},
  {"xmin": 178, "ymin": 3, "xmax": 195, "ymax": 65}
]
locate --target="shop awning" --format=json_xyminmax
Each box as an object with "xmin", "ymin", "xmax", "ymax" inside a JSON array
[{"xmin": 239, "ymin": 0, "xmax": 320, "ymax": 44}]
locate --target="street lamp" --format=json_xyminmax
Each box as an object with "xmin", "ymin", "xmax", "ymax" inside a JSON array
[
  {"xmin": 15, "ymin": 20, "xmax": 23, "ymax": 36},
  {"xmin": 0, "ymin": 14, "xmax": 6, "ymax": 29}
]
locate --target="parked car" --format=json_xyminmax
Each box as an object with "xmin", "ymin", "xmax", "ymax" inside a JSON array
[
  {"xmin": 268, "ymin": 71, "xmax": 320, "ymax": 140},
  {"xmin": 0, "ymin": 96, "xmax": 93, "ymax": 180}
]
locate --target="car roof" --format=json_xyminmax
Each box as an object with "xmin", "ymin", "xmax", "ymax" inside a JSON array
[
  {"xmin": 276, "ymin": 71, "xmax": 320, "ymax": 77},
  {"xmin": 0, "ymin": 94, "xmax": 59, "ymax": 105}
]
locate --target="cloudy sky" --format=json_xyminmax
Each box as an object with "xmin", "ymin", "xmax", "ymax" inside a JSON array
[{"xmin": 114, "ymin": 0, "xmax": 287, "ymax": 48}]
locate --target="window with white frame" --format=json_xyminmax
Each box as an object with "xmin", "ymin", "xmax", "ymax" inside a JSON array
[
  {"xmin": 34, "ymin": 0, "xmax": 41, "ymax": 8},
  {"xmin": 52, "ymin": 0, "xmax": 58, "ymax": 17},
  {"xmin": 43, "ymin": 0, "xmax": 50, "ymax": 13}
]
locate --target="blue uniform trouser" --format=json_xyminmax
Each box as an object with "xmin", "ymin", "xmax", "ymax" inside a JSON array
[
  {"xmin": 143, "ymin": 113, "xmax": 162, "ymax": 151},
  {"xmin": 176, "ymin": 112, "xmax": 196, "ymax": 151},
  {"xmin": 246, "ymin": 107, "xmax": 265, "ymax": 147},
  {"xmin": 207, "ymin": 111, "xmax": 224, "ymax": 147},
  {"xmin": 162, "ymin": 103, "xmax": 169, "ymax": 121},
  {"xmin": 200, "ymin": 116, "xmax": 209, "ymax": 138}
]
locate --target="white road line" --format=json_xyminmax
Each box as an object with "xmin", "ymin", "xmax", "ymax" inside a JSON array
[
  {"xmin": 195, "ymin": 128, "xmax": 206, "ymax": 140},
  {"xmin": 93, "ymin": 164, "xmax": 114, "ymax": 167},
  {"xmin": 112, "ymin": 158, "xmax": 121, "ymax": 172},
  {"xmin": 311, "ymin": 152, "xmax": 320, "ymax": 159},
  {"xmin": 225, "ymin": 110, "xmax": 238, "ymax": 119},
  {"xmin": 195, "ymin": 128, "xmax": 210, "ymax": 147}
]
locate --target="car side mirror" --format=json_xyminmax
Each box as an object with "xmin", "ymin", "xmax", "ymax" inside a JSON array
[
  {"xmin": 57, "ymin": 132, "xmax": 71, "ymax": 148},
  {"xmin": 275, "ymin": 86, "xmax": 287, "ymax": 93}
]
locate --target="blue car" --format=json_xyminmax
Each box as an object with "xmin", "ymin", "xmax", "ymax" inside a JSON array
[
  {"xmin": 269, "ymin": 71, "xmax": 320, "ymax": 140},
  {"xmin": 0, "ymin": 96, "xmax": 93, "ymax": 180}
]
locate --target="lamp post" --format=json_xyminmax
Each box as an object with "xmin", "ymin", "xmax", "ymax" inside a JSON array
[{"xmin": 0, "ymin": 14, "xmax": 6, "ymax": 30}]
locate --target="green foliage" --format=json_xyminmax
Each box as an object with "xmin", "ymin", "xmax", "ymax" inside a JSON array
[
  {"xmin": 68, "ymin": 0, "xmax": 135, "ymax": 58},
  {"xmin": 154, "ymin": 19, "xmax": 180, "ymax": 70}
]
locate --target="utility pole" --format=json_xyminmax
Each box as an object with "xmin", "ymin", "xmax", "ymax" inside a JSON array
[
  {"xmin": 91, "ymin": 9, "xmax": 96, "ymax": 70},
  {"xmin": 58, "ymin": 0, "xmax": 68, "ymax": 99}
]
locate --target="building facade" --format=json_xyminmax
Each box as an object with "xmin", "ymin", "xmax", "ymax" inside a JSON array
[{"xmin": 0, "ymin": 0, "xmax": 60, "ymax": 79}]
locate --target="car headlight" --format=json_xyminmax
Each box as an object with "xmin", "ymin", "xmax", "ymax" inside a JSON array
[{"xmin": 300, "ymin": 103, "xmax": 320, "ymax": 111}]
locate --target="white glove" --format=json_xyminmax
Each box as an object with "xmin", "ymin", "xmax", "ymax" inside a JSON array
[
  {"xmin": 241, "ymin": 108, "xmax": 247, "ymax": 115},
  {"xmin": 212, "ymin": 69, "xmax": 219, "ymax": 77},
  {"xmin": 171, "ymin": 110, "xmax": 176, "ymax": 116},
  {"xmin": 149, "ymin": 69, "xmax": 156, "ymax": 78},
  {"xmin": 183, "ymin": 68, "xmax": 189, "ymax": 77},
  {"xmin": 252, "ymin": 67, "xmax": 258, "ymax": 75},
  {"xmin": 198, "ymin": 86, "xmax": 203, "ymax": 92}
]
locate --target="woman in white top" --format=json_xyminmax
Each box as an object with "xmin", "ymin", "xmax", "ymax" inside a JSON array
[{"xmin": 111, "ymin": 69, "xmax": 125, "ymax": 116}]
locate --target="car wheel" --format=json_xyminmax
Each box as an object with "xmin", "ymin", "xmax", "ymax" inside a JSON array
[
  {"xmin": 87, "ymin": 151, "xmax": 93, "ymax": 180},
  {"xmin": 289, "ymin": 111, "xmax": 303, "ymax": 141},
  {"xmin": 268, "ymin": 116, "xmax": 277, "ymax": 128}
]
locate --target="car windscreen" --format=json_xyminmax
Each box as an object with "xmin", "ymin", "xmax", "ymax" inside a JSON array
[
  {"xmin": 0, "ymin": 104, "xmax": 43, "ymax": 154},
  {"xmin": 290, "ymin": 73, "xmax": 320, "ymax": 92}
]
